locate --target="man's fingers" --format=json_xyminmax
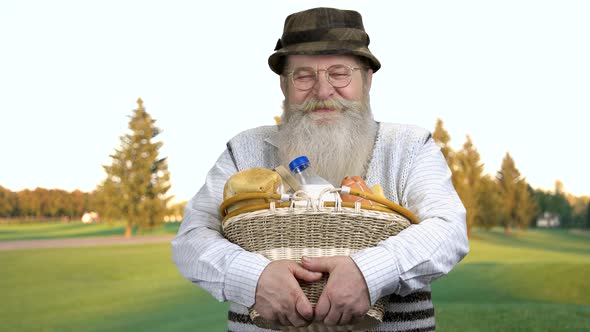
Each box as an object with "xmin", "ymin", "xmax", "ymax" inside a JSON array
[
  {"xmin": 323, "ymin": 308, "xmax": 342, "ymax": 326},
  {"xmin": 351, "ymin": 310, "xmax": 366, "ymax": 323},
  {"xmin": 286, "ymin": 310, "xmax": 309, "ymax": 328},
  {"xmin": 295, "ymin": 293, "xmax": 314, "ymax": 321},
  {"xmin": 314, "ymin": 293, "xmax": 330, "ymax": 322},
  {"xmin": 292, "ymin": 263, "xmax": 323, "ymax": 282},
  {"xmin": 254, "ymin": 260, "xmax": 319, "ymax": 327},
  {"xmin": 277, "ymin": 314, "xmax": 290, "ymax": 327},
  {"xmin": 339, "ymin": 311, "xmax": 353, "ymax": 326},
  {"xmin": 301, "ymin": 256, "xmax": 334, "ymax": 272}
]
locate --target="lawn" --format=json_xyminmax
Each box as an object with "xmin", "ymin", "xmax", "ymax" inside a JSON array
[
  {"xmin": 0, "ymin": 227, "xmax": 589, "ymax": 331},
  {"xmin": 432, "ymin": 228, "xmax": 590, "ymax": 331},
  {"xmin": 0, "ymin": 242, "xmax": 228, "ymax": 332},
  {"xmin": 0, "ymin": 221, "xmax": 180, "ymax": 241}
]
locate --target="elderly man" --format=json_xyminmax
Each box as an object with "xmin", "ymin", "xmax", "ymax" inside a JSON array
[{"xmin": 172, "ymin": 7, "xmax": 469, "ymax": 332}]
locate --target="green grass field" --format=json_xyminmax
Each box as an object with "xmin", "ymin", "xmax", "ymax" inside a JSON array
[
  {"xmin": 432, "ymin": 229, "xmax": 590, "ymax": 331},
  {"xmin": 0, "ymin": 221, "xmax": 180, "ymax": 241},
  {"xmin": 1, "ymin": 226, "xmax": 589, "ymax": 331}
]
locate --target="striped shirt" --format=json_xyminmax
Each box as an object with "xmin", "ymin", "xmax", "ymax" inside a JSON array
[{"xmin": 171, "ymin": 122, "xmax": 469, "ymax": 331}]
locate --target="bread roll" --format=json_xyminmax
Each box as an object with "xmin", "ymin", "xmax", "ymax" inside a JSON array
[
  {"xmin": 340, "ymin": 177, "xmax": 388, "ymax": 209},
  {"xmin": 340, "ymin": 176, "xmax": 374, "ymax": 206},
  {"xmin": 223, "ymin": 167, "xmax": 282, "ymax": 213}
]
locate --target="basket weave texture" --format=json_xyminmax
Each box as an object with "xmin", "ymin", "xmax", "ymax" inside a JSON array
[{"xmin": 222, "ymin": 201, "xmax": 412, "ymax": 332}]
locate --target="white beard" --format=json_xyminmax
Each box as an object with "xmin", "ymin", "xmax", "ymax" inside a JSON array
[{"xmin": 277, "ymin": 96, "xmax": 378, "ymax": 187}]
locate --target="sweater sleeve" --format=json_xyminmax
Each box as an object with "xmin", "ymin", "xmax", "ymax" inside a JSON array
[
  {"xmin": 171, "ymin": 149, "xmax": 270, "ymax": 307},
  {"xmin": 350, "ymin": 137, "xmax": 469, "ymax": 304}
]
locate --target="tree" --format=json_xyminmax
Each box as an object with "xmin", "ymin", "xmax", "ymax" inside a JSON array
[
  {"xmin": 551, "ymin": 181, "xmax": 573, "ymax": 227},
  {"xmin": 17, "ymin": 189, "xmax": 40, "ymax": 218},
  {"xmin": 432, "ymin": 118, "xmax": 465, "ymax": 202},
  {"xmin": 454, "ymin": 135, "xmax": 484, "ymax": 238},
  {"xmin": 167, "ymin": 200, "xmax": 187, "ymax": 219},
  {"xmin": 554, "ymin": 180, "xmax": 565, "ymax": 195},
  {"xmin": 69, "ymin": 189, "xmax": 88, "ymax": 218},
  {"xmin": 476, "ymin": 175, "xmax": 504, "ymax": 230},
  {"xmin": 514, "ymin": 182, "xmax": 538, "ymax": 229},
  {"xmin": 94, "ymin": 177, "xmax": 123, "ymax": 221},
  {"xmin": 98, "ymin": 98, "xmax": 171, "ymax": 237},
  {"xmin": 0, "ymin": 186, "xmax": 17, "ymax": 217},
  {"xmin": 496, "ymin": 153, "xmax": 537, "ymax": 233},
  {"xmin": 432, "ymin": 118, "xmax": 454, "ymax": 169},
  {"xmin": 534, "ymin": 185, "xmax": 575, "ymax": 228},
  {"xmin": 496, "ymin": 153, "xmax": 521, "ymax": 234}
]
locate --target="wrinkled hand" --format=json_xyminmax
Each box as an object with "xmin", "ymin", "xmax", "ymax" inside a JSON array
[
  {"xmin": 301, "ymin": 256, "xmax": 370, "ymax": 326},
  {"xmin": 254, "ymin": 259, "xmax": 323, "ymax": 327}
]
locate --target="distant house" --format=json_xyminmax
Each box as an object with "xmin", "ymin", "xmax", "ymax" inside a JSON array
[
  {"xmin": 537, "ymin": 212, "xmax": 560, "ymax": 228},
  {"xmin": 164, "ymin": 214, "xmax": 183, "ymax": 223},
  {"xmin": 81, "ymin": 211, "xmax": 99, "ymax": 223}
]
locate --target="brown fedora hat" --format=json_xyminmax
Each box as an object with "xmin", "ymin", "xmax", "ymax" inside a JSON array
[{"xmin": 268, "ymin": 7, "xmax": 381, "ymax": 75}]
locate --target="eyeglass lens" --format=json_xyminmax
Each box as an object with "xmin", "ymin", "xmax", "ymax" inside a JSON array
[{"xmin": 291, "ymin": 65, "xmax": 354, "ymax": 90}]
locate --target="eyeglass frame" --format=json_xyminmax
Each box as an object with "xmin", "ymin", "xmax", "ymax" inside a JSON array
[{"xmin": 287, "ymin": 64, "xmax": 362, "ymax": 91}]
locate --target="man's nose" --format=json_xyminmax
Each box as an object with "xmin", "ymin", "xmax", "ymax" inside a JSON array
[{"xmin": 312, "ymin": 71, "xmax": 335, "ymax": 99}]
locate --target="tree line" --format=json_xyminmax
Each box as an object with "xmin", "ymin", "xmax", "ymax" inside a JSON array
[
  {"xmin": 0, "ymin": 184, "xmax": 186, "ymax": 224},
  {"xmin": 433, "ymin": 119, "xmax": 590, "ymax": 236},
  {"xmin": 2, "ymin": 112, "xmax": 589, "ymax": 236},
  {"xmin": 0, "ymin": 186, "xmax": 96, "ymax": 220}
]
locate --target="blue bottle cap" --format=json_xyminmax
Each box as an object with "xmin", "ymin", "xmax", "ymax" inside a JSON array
[{"xmin": 288, "ymin": 155, "xmax": 310, "ymax": 172}]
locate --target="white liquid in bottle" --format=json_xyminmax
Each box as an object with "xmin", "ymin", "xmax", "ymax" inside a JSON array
[{"xmin": 288, "ymin": 156, "xmax": 339, "ymax": 206}]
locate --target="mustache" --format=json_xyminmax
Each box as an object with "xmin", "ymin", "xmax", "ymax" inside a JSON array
[{"xmin": 288, "ymin": 97, "xmax": 355, "ymax": 113}]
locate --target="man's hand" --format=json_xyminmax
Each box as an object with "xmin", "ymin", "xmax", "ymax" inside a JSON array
[
  {"xmin": 253, "ymin": 259, "xmax": 323, "ymax": 327},
  {"xmin": 301, "ymin": 256, "xmax": 370, "ymax": 326}
]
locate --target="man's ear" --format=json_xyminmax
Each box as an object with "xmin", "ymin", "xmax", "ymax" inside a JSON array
[
  {"xmin": 280, "ymin": 75, "xmax": 287, "ymax": 97},
  {"xmin": 365, "ymin": 69, "xmax": 373, "ymax": 92}
]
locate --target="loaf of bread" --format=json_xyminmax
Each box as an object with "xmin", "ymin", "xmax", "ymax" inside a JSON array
[{"xmin": 223, "ymin": 167, "xmax": 282, "ymax": 213}]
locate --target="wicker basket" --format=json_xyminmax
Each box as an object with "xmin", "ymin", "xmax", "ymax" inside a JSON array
[{"xmin": 220, "ymin": 188, "xmax": 418, "ymax": 332}]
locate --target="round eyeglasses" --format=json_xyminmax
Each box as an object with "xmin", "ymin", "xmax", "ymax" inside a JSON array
[{"xmin": 289, "ymin": 64, "xmax": 361, "ymax": 91}]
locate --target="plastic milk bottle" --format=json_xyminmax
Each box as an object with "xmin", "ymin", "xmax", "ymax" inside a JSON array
[{"xmin": 288, "ymin": 156, "xmax": 339, "ymax": 204}]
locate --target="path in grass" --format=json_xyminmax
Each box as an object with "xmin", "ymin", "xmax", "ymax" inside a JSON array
[{"xmin": 0, "ymin": 235, "xmax": 175, "ymax": 251}]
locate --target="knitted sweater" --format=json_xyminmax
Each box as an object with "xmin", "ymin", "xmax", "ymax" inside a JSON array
[{"xmin": 223, "ymin": 122, "xmax": 464, "ymax": 331}]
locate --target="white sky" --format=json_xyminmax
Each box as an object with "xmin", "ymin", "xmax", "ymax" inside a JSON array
[{"xmin": 1, "ymin": 0, "xmax": 589, "ymax": 202}]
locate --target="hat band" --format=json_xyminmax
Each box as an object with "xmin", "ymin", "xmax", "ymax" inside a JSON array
[{"xmin": 277, "ymin": 27, "xmax": 369, "ymax": 51}]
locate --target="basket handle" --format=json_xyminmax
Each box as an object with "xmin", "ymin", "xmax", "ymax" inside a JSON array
[
  {"xmin": 219, "ymin": 192, "xmax": 284, "ymax": 218},
  {"xmin": 219, "ymin": 189, "xmax": 419, "ymax": 224},
  {"xmin": 342, "ymin": 187, "xmax": 419, "ymax": 224}
]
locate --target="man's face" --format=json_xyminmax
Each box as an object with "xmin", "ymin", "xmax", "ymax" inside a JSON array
[
  {"xmin": 281, "ymin": 54, "xmax": 371, "ymax": 108},
  {"xmin": 277, "ymin": 54, "xmax": 377, "ymax": 185}
]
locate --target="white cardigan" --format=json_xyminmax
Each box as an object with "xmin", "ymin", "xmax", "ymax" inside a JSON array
[{"xmin": 172, "ymin": 122, "xmax": 469, "ymax": 331}]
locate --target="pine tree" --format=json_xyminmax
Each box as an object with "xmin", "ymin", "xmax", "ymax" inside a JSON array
[
  {"xmin": 550, "ymin": 180, "xmax": 573, "ymax": 227},
  {"xmin": 99, "ymin": 98, "xmax": 171, "ymax": 237},
  {"xmin": 454, "ymin": 135, "xmax": 484, "ymax": 238},
  {"xmin": 496, "ymin": 153, "xmax": 521, "ymax": 234},
  {"xmin": 432, "ymin": 118, "xmax": 463, "ymax": 195},
  {"xmin": 476, "ymin": 175, "xmax": 504, "ymax": 230},
  {"xmin": 515, "ymin": 182, "xmax": 538, "ymax": 229},
  {"xmin": 496, "ymin": 153, "xmax": 537, "ymax": 234},
  {"xmin": 432, "ymin": 118, "xmax": 454, "ymax": 167}
]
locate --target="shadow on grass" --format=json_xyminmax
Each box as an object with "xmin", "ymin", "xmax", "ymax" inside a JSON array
[{"xmin": 433, "ymin": 260, "xmax": 590, "ymax": 305}]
